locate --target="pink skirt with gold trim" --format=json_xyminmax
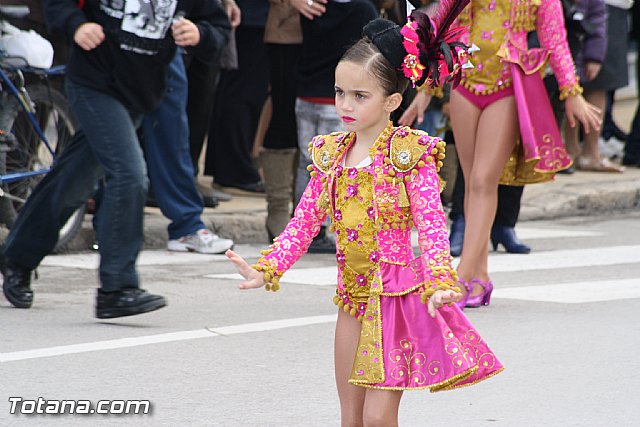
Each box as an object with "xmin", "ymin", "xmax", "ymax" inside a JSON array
[{"xmin": 348, "ymin": 266, "xmax": 503, "ymax": 392}]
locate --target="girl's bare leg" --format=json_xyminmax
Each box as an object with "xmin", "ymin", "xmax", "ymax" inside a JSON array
[
  {"xmin": 449, "ymin": 90, "xmax": 482, "ymax": 227},
  {"xmin": 449, "ymin": 91, "xmax": 481, "ymax": 296},
  {"xmin": 454, "ymin": 95, "xmax": 519, "ymax": 294},
  {"xmin": 335, "ymin": 309, "xmax": 366, "ymax": 427},
  {"xmin": 362, "ymin": 389, "xmax": 403, "ymax": 427}
]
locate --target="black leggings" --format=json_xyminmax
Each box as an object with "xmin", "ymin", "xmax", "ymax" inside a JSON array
[{"xmin": 206, "ymin": 26, "xmax": 269, "ymax": 185}]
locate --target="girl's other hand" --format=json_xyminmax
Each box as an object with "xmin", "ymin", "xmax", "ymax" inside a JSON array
[
  {"xmin": 398, "ymin": 90, "xmax": 431, "ymax": 126},
  {"xmin": 564, "ymin": 94, "xmax": 602, "ymax": 134},
  {"xmin": 225, "ymin": 250, "xmax": 266, "ymax": 290},
  {"xmin": 74, "ymin": 23, "xmax": 105, "ymax": 51},
  {"xmin": 427, "ymin": 289, "xmax": 463, "ymax": 318},
  {"xmin": 172, "ymin": 18, "xmax": 201, "ymax": 47},
  {"xmin": 584, "ymin": 62, "xmax": 602, "ymax": 82}
]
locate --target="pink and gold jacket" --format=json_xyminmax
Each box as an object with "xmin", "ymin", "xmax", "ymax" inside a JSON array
[{"xmin": 252, "ymin": 124, "xmax": 458, "ymax": 309}]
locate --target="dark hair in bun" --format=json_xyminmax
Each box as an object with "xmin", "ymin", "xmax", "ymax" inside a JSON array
[
  {"xmin": 340, "ymin": 20, "xmax": 409, "ymax": 96},
  {"xmin": 341, "ymin": 1, "xmax": 472, "ymax": 94}
]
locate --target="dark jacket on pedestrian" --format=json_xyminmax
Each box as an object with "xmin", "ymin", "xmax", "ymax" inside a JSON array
[
  {"xmin": 572, "ymin": 0, "xmax": 608, "ymax": 80},
  {"xmin": 42, "ymin": 0, "xmax": 230, "ymax": 113},
  {"xmin": 297, "ymin": 0, "xmax": 378, "ymax": 99},
  {"xmin": 237, "ymin": 0, "xmax": 269, "ymax": 28}
]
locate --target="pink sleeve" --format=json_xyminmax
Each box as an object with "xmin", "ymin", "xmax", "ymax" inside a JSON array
[
  {"xmin": 536, "ymin": 0, "xmax": 582, "ymax": 96},
  {"xmin": 405, "ymin": 140, "xmax": 458, "ymax": 299},
  {"xmin": 252, "ymin": 170, "xmax": 328, "ymax": 289}
]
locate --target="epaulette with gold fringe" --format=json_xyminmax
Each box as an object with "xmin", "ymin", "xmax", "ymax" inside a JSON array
[
  {"xmin": 382, "ymin": 128, "xmax": 446, "ymax": 206},
  {"xmin": 308, "ymin": 132, "xmax": 347, "ymax": 174},
  {"xmin": 306, "ymin": 133, "xmax": 350, "ymax": 214}
]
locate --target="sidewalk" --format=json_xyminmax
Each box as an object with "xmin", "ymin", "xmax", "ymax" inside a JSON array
[{"xmin": 58, "ymin": 97, "xmax": 640, "ymax": 252}]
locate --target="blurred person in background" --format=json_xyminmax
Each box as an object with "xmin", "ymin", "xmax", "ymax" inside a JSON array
[{"xmin": 206, "ymin": 0, "xmax": 269, "ymax": 195}]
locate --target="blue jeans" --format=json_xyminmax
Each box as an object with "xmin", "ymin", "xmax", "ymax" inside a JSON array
[
  {"xmin": 4, "ymin": 80, "xmax": 147, "ymax": 291},
  {"xmin": 294, "ymin": 98, "xmax": 342, "ymax": 204},
  {"xmin": 416, "ymin": 110, "xmax": 447, "ymax": 139},
  {"xmin": 142, "ymin": 52, "xmax": 205, "ymax": 239}
]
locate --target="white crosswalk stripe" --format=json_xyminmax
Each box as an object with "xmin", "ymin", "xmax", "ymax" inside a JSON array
[
  {"xmin": 40, "ymin": 226, "xmax": 639, "ymax": 303},
  {"xmin": 0, "ymin": 315, "xmax": 337, "ymax": 363},
  {"xmin": 488, "ymin": 245, "xmax": 640, "ymax": 272},
  {"xmin": 207, "ymin": 244, "xmax": 640, "ymax": 290},
  {"xmin": 492, "ymin": 279, "xmax": 640, "ymax": 303},
  {"xmin": 40, "ymin": 244, "xmax": 260, "ymax": 269}
]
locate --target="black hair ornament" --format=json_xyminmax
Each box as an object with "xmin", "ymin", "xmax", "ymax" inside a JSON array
[{"xmin": 364, "ymin": 0, "xmax": 478, "ymax": 89}]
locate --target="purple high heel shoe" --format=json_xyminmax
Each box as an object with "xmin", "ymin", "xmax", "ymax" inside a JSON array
[
  {"xmin": 455, "ymin": 280, "xmax": 472, "ymax": 310},
  {"xmin": 465, "ymin": 278, "xmax": 494, "ymax": 308}
]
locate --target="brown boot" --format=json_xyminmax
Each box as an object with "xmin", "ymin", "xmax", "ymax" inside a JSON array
[{"xmin": 260, "ymin": 148, "xmax": 297, "ymax": 240}]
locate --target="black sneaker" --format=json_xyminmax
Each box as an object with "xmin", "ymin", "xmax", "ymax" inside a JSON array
[
  {"xmin": 96, "ymin": 288, "xmax": 166, "ymax": 319},
  {"xmin": 200, "ymin": 193, "xmax": 219, "ymax": 208},
  {"xmin": 198, "ymin": 183, "xmax": 233, "ymax": 202},
  {"xmin": 557, "ymin": 164, "xmax": 576, "ymax": 174},
  {"xmin": 1, "ymin": 257, "xmax": 34, "ymax": 309},
  {"xmin": 219, "ymin": 181, "xmax": 266, "ymax": 197}
]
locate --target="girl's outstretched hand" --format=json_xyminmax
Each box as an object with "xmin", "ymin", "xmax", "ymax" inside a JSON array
[
  {"xmin": 427, "ymin": 289, "xmax": 463, "ymax": 318},
  {"xmin": 564, "ymin": 94, "xmax": 602, "ymax": 134},
  {"xmin": 225, "ymin": 250, "xmax": 266, "ymax": 290}
]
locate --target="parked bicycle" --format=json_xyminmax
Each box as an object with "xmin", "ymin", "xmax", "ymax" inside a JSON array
[{"xmin": 0, "ymin": 5, "xmax": 83, "ymax": 251}]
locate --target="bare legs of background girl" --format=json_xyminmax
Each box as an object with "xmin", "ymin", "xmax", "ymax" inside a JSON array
[{"xmin": 449, "ymin": 90, "xmax": 520, "ymax": 300}]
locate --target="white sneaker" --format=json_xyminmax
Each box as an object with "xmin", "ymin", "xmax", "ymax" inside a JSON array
[
  {"xmin": 598, "ymin": 137, "xmax": 625, "ymax": 160},
  {"xmin": 167, "ymin": 229, "xmax": 234, "ymax": 254},
  {"xmin": 607, "ymin": 137, "xmax": 625, "ymax": 159}
]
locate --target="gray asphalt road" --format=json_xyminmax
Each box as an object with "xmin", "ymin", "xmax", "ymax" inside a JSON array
[{"xmin": 1, "ymin": 211, "xmax": 639, "ymax": 426}]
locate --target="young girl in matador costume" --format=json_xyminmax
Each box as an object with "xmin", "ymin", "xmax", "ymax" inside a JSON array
[
  {"xmin": 227, "ymin": 2, "xmax": 503, "ymax": 424},
  {"xmin": 445, "ymin": 0, "xmax": 602, "ymax": 309}
]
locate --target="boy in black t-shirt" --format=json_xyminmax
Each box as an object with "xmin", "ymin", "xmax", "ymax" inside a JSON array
[{"xmin": 1, "ymin": 0, "xmax": 229, "ymax": 319}]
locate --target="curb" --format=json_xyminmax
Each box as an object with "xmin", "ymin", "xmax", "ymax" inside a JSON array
[
  {"xmin": 59, "ymin": 211, "xmax": 269, "ymax": 253},
  {"xmin": 519, "ymin": 183, "xmax": 640, "ymax": 221}
]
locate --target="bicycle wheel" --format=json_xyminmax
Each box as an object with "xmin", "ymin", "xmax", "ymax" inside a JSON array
[{"xmin": 5, "ymin": 84, "xmax": 85, "ymax": 252}]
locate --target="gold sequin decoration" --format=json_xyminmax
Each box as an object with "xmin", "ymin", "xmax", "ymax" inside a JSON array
[
  {"xmin": 250, "ymin": 255, "xmax": 282, "ymax": 293},
  {"xmin": 511, "ymin": 0, "xmax": 539, "ymax": 33},
  {"xmin": 558, "ymin": 82, "xmax": 584, "ymax": 101},
  {"xmin": 349, "ymin": 291, "xmax": 385, "ymax": 385}
]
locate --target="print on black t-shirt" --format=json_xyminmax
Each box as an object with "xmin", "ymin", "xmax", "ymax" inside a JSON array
[
  {"xmin": 99, "ymin": 0, "xmax": 178, "ymax": 54},
  {"xmin": 122, "ymin": 0, "xmax": 177, "ymax": 40}
]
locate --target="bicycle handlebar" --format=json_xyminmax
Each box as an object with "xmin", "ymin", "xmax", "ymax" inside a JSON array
[
  {"xmin": 0, "ymin": 59, "xmax": 66, "ymax": 76},
  {"xmin": 0, "ymin": 6, "xmax": 65, "ymax": 76}
]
